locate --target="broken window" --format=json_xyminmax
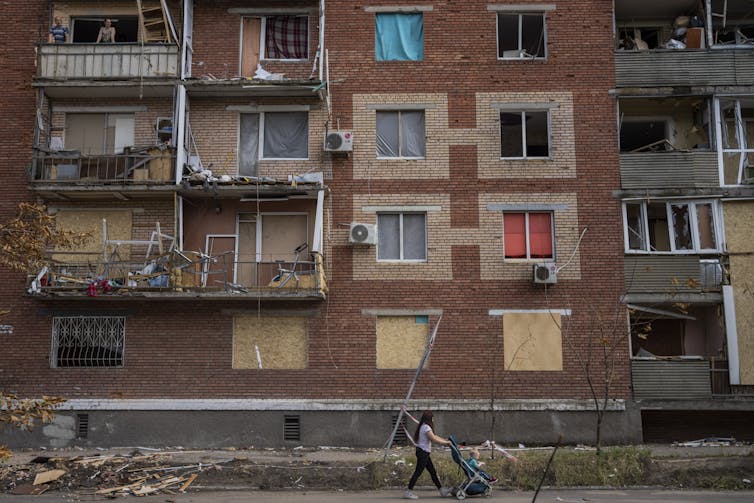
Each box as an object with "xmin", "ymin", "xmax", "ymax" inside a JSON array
[
  {"xmin": 620, "ymin": 119, "xmax": 669, "ymax": 152},
  {"xmin": 500, "ymin": 111, "xmax": 549, "ymax": 158},
  {"xmin": 71, "ymin": 17, "xmax": 138, "ymax": 43},
  {"xmin": 623, "ymin": 201, "xmax": 720, "ymax": 253},
  {"xmin": 65, "ymin": 113, "xmax": 135, "ymax": 155},
  {"xmin": 239, "ymin": 111, "xmax": 308, "ymax": 172},
  {"xmin": 241, "ymin": 15, "xmax": 308, "ymax": 75},
  {"xmin": 497, "ymin": 13, "xmax": 545, "ymax": 59},
  {"xmin": 503, "ymin": 212, "xmax": 553, "ymax": 260},
  {"xmin": 720, "ymin": 99, "xmax": 754, "ymax": 185},
  {"xmin": 377, "ymin": 213, "xmax": 427, "ymax": 261},
  {"xmin": 375, "ymin": 12, "xmax": 424, "ymax": 61},
  {"xmin": 376, "ymin": 110, "xmax": 425, "ymax": 158},
  {"xmin": 52, "ymin": 316, "xmax": 125, "ymax": 368}
]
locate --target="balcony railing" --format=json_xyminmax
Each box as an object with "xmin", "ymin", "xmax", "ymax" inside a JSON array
[
  {"xmin": 631, "ymin": 358, "xmax": 732, "ymax": 399},
  {"xmin": 27, "ymin": 250, "xmax": 327, "ymax": 299},
  {"xmin": 625, "ymin": 255, "xmax": 725, "ymax": 294},
  {"xmin": 615, "ymin": 48, "xmax": 754, "ymax": 88},
  {"xmin": 619, "ymin": 151, "xmax": 719, "ymax": 189},
  {"xmin": 37, "ymin": 43, "xmax": 179, "ymax": 80},
  {"xmin": 31, "ymin": 148, "xmax": 175, "ymax": 184}
]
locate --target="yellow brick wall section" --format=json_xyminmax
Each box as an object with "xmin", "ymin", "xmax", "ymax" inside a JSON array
[
  {"xmin": 189, "ymin": 99, "xmax": 329, "ymax": 179},
  {"xmin": 352, "ymin": 91, "xmax": 576, "ymax": 180},
  {"xmin": 350, "ymin": 192, "xmax": 581, "ymax": 281}
]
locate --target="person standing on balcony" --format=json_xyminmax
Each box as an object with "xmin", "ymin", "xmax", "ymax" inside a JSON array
[
  {"xmin": 96, "ymin": 19, "xmax": 116, "ymax": 43},
  {"xmin": 48, "ymin": 16, "xmax": 69, "ymax": 43}
]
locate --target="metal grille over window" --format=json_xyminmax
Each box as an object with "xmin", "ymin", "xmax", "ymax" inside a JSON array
[
  {"xmin": 77, "ymin": 413, "xmax": 89, "ymax": 438},
  {"xmin": 284, "ymin": 414, "xmax": 301, "ymax": 441},
  {"xmin": 391, "ymin": 413, "xmax": 409, "ymax": 446},
  {"xmin": 52, "ymin": 316, "xmax": 125, "ymax": 368}
]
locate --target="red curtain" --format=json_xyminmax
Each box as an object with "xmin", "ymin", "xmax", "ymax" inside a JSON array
[
  {"xmin": 529, "ymin": 213, "xmax": 552, "ymax": 258},
  {"xmin": 503, "ymin": 213, "xmax": 526, "ymax": 258}
]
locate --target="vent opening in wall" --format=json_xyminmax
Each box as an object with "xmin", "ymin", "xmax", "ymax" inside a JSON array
[
  {"xmin": 77, "ymin": 413, "xmax": 89, "ymax": 439},
  {"xmin": 391, "ymin": 413, "xmax": 409, "ymax": 446},
  {"xmin": 284, "ymin": 414, "xmax": 301, "ymax": 442}
]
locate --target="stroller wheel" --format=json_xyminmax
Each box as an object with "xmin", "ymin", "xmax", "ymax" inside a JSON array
[{"xmin": 455, "ymin": 490, "xmax": 466, "ymax": 500}]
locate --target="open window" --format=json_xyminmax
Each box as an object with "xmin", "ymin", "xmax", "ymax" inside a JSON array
[
  {"xmin": 620, "ymin": 118, "xmax": 670, "ymax": 152},
  {"xmin": 71, "ymin": 16, "xmax": 139, "ymax": 43},
  {"xmin": 500, "ymin": 110, "xmax": 549, "ymax": 158},
  {"xmin": 503, "ymin": 212, "xmax": 553, "ymax": 260},
  {"xmin": 239, "ymin": 111, "xmax": 309, "ymax": 175},
  {"xmin": 376, "ymin": 110, "xmax": 425, "ymax": 158},
  {"xmin": 497, "ymin": 12, "xmax": 546, "ymax": 59},
  {"xmin": 241, "ymin": 15, "xmax": 309, "ymax": 75},
  {"xmin": 375, "ymin": 12, "xmax": 424, "ymax": 61},
  {"xmin": 623, "ymin": 200, "xmax": 720, "ymax": 253}
]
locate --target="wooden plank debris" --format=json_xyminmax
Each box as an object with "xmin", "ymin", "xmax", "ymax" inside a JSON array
[{"xmin": 32, "ymin": 469, "xmax": 66, "ymax": 485}]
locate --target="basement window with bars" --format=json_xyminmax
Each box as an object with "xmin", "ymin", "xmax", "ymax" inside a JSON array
[
  {"xmin": 51, "ymin": 316, "xmax": 125, "ymax": 368},
  {"xmin": 284, "ymin": 414, "xmax": 301, "ymax": 441}
]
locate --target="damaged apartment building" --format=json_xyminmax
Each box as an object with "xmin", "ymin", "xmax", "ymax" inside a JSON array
[
  {"xmin": 0, "ymin": 0, "xmax": 752, "ymax": 449},
  {"xmin": 614, "ymin": 0, "xmax": 754, "ymax": 440}
]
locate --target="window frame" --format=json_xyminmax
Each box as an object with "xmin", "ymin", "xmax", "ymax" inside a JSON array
[
  {"xmin": 619, "ymin": 115, "xmax": 673, "ymax": 153},
  {"xmin": 51, "ymin": 316, "xmax": 126, "ymax": 368},
  {"xmin": 718, "ymin": 98, "xmax": 754, "ymax": 186},
  {"xmin": 374, "ymin": 11, "xmax": 425, "ymax": 62},
  {"xmin": 376, "ymin": 212, "xmax": 428, "ymax": 262},
  {"xmin": 622, "ymin": 200, "xmax": 722, "ymax": 254},
  {"xmin": 241, "ymin": 15, "xmax": 310, "ymax": 62},
  {"xmin": 499, "ymin": 110, "xmax": 551, "ymax": 159},
  {"xmin": 376, "ymin": 109, "xmax": 426, "ymax": 159},
  {"xmin": 238, "ymin": 110, "xmax": 310, "ymax": 163},
  {"xmin": 502, "ymin": 211, "xmax": 554, "ymax": 261},
  {"xmin": 496, "ymin": 12, "xmax": 547, "ymax": 60}
]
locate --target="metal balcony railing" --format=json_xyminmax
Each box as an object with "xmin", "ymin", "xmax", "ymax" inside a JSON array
[
  {"xmin": 31, "ymin": 148, "xmax": 175, "ymax": 184},
  {"xmin": 37, "ymin": 43, "xmax": 179, "ymax": 80}
]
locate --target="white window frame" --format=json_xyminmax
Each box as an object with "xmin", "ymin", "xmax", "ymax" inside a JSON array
[
  {"xmin": 376, "ymin": 109, "xmax": 426, "ymax": 160},
  {"xmin": 376, "ymin": 212, "xmax": 428, "ymax": 262},
  {"xmin": 499, "ymin": 110, "xmax": 551, "ymax": 159},
  {"xmin": 496, "ymin": 12, "xmax": 547, "ymax": 60},
  {"xmin": 237, "ymin": 110, "xmax": 310, "ymax": 162},
  {"xmin": 622, "ymin": 200, "xmax": 722, "ymax": 254},
  {"xmin": 716, "ymin": 98, "xmax": 754, "ymax": 186},
  {"xmin": 502, "ymin": 211, "xmax": 555, "ymax": 261},
  {"xmin": 240, "ymin": 15, "xmax": 310, "ymax": 63},
  {"xmin": 51, "ymin": 316, "xmax": 126, "ymax": 368}
]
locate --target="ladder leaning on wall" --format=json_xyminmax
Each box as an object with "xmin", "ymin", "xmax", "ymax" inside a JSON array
[{"xmin": 136, "ymin": 0, "xmax": 173, "ymax": 43}]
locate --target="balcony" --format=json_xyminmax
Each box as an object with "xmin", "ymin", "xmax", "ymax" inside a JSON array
[
  {"xmin": 27, "ymin": 250, "xmax": 327, "ymax": 301},
  {"xmin": 625, "ymin": 255, "xmax": 724, "ymax": 295},
  {"xmin": 620, "ymin": 151, "xmax": 719, "ymax": 189},
  {"xmin": 37, "ymin": 43, "xmax": 179, "ymax": 81},
  {"xmin": 631, "ymin": 359, "xmax": 732, "ymax": 399}
]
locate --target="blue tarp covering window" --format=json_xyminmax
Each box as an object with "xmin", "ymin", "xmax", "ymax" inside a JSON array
[{"xmin": 375, "ymin": 13, "xmax": 423, "ymax": 61}]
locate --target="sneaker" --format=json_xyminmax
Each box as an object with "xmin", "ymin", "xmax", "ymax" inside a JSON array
[
  {"xmin": 488, "ymin": 477, "xmax": 498, "ymax": 484},
  {"xmin": 403, "ymin": 489, "xmax": 419, "ymax": 499},
  {"xmin": 440, "ymin": 487, "xmax": 451, "ymax": 497}
]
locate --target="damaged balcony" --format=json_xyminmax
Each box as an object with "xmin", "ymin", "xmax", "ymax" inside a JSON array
[
  {"xmin": 618, "ymin": 97, "xmax": 719, "ymax": 189},
  {"xmin": 614, "ymin": 0, "xmax": 754, "ymax": 88},
  {"xmin": 630, "ymin": 303, "xmax": 732, "ymax": 399}
]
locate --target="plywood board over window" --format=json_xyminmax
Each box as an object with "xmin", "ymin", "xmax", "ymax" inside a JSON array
[
  {"xmin": 54, "ymin": 209, "xmax": 132, "ymax": 262},
  {"xmin": 377, "ymin": 316, "xmax": 429, "ymax": 369},
  {"xmin": 503, "ymin": 313, "xmax": 562, "ymax": 371},
  {"xmin": 233, "ymin": 315, "xmax": 307, "ymax": 369}
]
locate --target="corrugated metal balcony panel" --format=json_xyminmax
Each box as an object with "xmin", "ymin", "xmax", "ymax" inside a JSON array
[
  {"xmin": 620, "ymin": 151, "xmax": 719, "ymax": 189},
  {"xmin": 37, "ymin": 44, "xmax": 179, "ymax": 80},
  {"xmin": 625, "ymin": 255, "xmax": 703, "ymax": 293},
  {"xmin": 615, "ymin": 50, "xmax": 754, "ymax": 88},
  {"xmin": 632, "ymin": 360, "xmax": 711, "ymax": 399}
]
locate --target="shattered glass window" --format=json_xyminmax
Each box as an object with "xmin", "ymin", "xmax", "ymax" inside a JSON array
[
  {"xmin": 671, "ymin": 204, "xmax": 693, "ymax": 250},
  {"xmin": 500, "ymin": 111, "xmax": 549, "ymax": 158},
  {"xmin": 498, "ymin": 13, "xmax": 545, "ymax": 58},
  {"xmin": 625, "ymin": 203, "xmax": 646, "ymax": 251}
]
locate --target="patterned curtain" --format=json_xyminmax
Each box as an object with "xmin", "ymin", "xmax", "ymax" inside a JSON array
[{"xmin": 265, "ymin": 16, "xmax": 308, "ymax": 59}]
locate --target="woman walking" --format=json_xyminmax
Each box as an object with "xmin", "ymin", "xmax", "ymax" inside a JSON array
[{"xmin": 404, "ymin": 410, "xmax": 452, "ymax": 499}]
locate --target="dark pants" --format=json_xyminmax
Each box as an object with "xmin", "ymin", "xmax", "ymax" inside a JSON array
[{"xmin": 408, "ymin": 447, "xmax": 442, "ymax": 490}]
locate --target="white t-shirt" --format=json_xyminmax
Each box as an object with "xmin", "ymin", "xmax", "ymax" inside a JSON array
[{"xmin": 417, "ymin": 423, "xmax": 433, "ymax": 453}]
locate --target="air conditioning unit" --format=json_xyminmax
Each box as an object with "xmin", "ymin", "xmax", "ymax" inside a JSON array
[
  {"xmin": 324, "ymin": 131, "xmax": 353, "ymax": 152},
  {"xmin": 349, "ymin": 222, "xmax": 377, "ymax": 245},
  {"xmin": 533, "ymin": 262, "xmax": 557, "ymax": 285}
]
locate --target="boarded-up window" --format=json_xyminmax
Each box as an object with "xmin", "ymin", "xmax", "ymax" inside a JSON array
[
  {"xmin": 54, "ymin": 209, "xmax": 132, "ymax": 262},
  {"xmin": 376, "ymin": 316, "xmax": 428, "ymax": 369},
  {"xmin": 233, "ymin": 316, "xmax": 307, "ymax": 369},
  {"xmin": 503, "ymin": 313, "xmax": 562, "ymax": 371}
]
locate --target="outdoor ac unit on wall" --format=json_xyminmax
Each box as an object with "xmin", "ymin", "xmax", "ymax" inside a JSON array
[
  {"xmin": 324, "ymin": 131, "xmax": 353, "ymax": 152},
  {"xmin": 533, "ymin": 262, "xmax": 557, "ymax": 285},
  {"xmin": 349, "ymin": 222, "xmax": 377, "ymax": 245}
]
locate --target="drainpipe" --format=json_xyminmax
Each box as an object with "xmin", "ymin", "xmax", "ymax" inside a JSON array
[{"xmin": 319, "ymin": 0, "xmax": 325, "ymax": 82}]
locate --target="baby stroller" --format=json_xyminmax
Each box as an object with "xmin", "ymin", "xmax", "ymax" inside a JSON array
[{"xmin": 448, "ymin": 435, "xmax": 492, "ymax": 499}]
